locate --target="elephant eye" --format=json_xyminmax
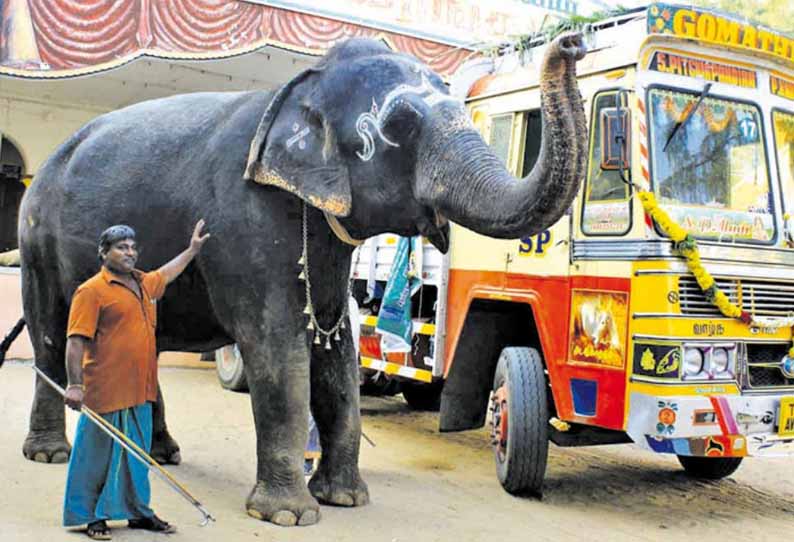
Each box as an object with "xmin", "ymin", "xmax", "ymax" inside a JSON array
[
  {"xmin": 303, "ymin": 107, "xmax": 323, "ymax": 129},
  {"xmin": 383, "ymin": 107, "xmax": 419, "ymax": 143}
]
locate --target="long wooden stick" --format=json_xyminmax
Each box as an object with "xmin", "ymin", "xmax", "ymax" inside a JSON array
[{"xmin": 32, "ymin": 365, "xmax": 215, "ymax": 526}]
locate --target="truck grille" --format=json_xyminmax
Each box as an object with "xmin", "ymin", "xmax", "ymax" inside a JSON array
[
  {"xmin": 678, "ymin": 277, "xmax": 794, "ymax": 317},
  {"xmin": 745, "ymin": 343, "xmax": 794, "ymax": 390}
]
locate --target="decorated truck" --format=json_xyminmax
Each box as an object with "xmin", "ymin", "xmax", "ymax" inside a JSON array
[
  {"xmin": 354, "ymin": 3, "xmax": 794, "ymax": 494},
  {"xmin": 220, "ymin": 3, "xmax": 794, "ymax": 495}
]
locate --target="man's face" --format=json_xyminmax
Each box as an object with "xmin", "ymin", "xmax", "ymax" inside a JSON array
[{"xmin": 102, "ymin": 238, "xmax": 138, "ymax": 274}]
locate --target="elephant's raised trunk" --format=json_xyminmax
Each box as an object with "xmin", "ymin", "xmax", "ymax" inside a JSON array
[{"xmin": 415, "ymin": 33, "xmax": 587, "ymax": 239}]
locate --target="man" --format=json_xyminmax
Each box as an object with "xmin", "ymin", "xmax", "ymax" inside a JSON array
[{"xmin": 62, "ymin": 220, "xmax": 210, "ymax": 540}]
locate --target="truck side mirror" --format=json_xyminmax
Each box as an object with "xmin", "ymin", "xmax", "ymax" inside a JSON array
[{"xmin": 600, "ymin": 107, "xmax": 630, "ymax": 171}]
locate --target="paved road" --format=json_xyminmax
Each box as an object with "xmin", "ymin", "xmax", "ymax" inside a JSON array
[{"xmin": 2, "ymin": 361, "xmax": 794, "ymax": 541}]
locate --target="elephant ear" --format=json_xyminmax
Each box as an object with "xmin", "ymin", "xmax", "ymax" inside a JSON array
[{"xmin": 244, "ymin": 69, "xmax": 352, "ymax": 217}]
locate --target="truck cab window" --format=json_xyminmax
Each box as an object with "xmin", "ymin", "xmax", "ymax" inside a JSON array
[
  {"xmin": 521, "ymin": 109, "xmax": 542, "ymax": 176},
  {"xmin": 582, "ymin": 92, "xmax": 631, "ymax": 235},
  {"xmin": 489, "ymin": 114, "xmax": 513, "ymax": 167},
  {"xmin": 774, "ymin": 111, "xmax": 794, "ymax": 216},
  {"xmin": 648, "ymin": 88, "xmax": 773, "ymax": 243}
]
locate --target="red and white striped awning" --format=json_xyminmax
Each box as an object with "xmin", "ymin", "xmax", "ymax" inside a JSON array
[{"xmin": 1, "ymin": 0, "xmax": 473, "ymax": 79}]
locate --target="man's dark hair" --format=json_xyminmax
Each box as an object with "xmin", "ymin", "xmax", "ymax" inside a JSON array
[{"xmin": 98, "ymin": 225, "xmax": 136, "ymax": 261}]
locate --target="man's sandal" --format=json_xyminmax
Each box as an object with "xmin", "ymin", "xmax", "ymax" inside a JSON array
[
  {"xmin": 86, "ymin": 520, "xmax": 111, "ymax": 540},
  {"xmin": 128, "ymin": 514, "xmax": 177, "ymax": 534}
]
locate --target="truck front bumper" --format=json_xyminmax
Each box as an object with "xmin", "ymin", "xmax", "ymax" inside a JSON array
[{"xmin": 627, "ymin": 391, "xmax": 794, "ymax": 457}]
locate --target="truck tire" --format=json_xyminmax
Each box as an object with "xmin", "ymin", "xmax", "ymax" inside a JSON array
[
  {"xmin": 677, "ymin": 455, "xmax": 743, "ymax": 480},
  {"xmin": 215, "ymin": 344, "xmax": 248, "ymax": 392},
  {"xmin": 402, "ymin": 379, "xmax": 443, "ymax": 411},
  {"xmin": 491, "ymin": 347, "xmax": 548, "ymax": 496},
  {"xmin": 360, "ymin": 371, "xmax": 402, "ymax": 396}
]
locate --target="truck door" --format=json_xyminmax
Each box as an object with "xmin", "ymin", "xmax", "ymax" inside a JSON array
[{"xmin": 564, "ymin": 89, "xmax": 634, "ymax": 430}]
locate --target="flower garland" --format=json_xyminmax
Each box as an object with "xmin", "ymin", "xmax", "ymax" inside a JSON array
[
  {"xmin": 701, "ymin": 105, "xmax": 735, "ymax": 133},
  {"xmin": 637, "ymin": 190, "xmax": 794, "ymax": 358},
  {"xmin": 661, "ymin": 94, "xmax": 735, "ymax": 132}
]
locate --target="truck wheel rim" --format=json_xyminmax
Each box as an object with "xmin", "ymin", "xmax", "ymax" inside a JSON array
[
  {"xmin": 219, "ymin": 345, "xmax": 240, "ymax": 375},
  {"xmin": 490, "ymin": 385, "xmax": 509, "ymax": 462}
]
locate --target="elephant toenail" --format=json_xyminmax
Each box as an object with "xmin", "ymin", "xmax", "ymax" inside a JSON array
[
  {"xmin": 246, "ymin": 508, "xmax": 264, "ymax": 520},
  {"xmin": 33, "ymin": 452, "xmax": 49, "ymax": 463},
  {"xmin": 335, "ymin": 493, "xmax": 355, "ymax": 506},
  {"xmin": 271, "ymin": 511, "xmax": 298, "ymax": 526},
  {"xmin": 52, "ymin": 451, "xmax": 70, "ymax": 463},
  {"xmin": 298, "ymin": 509, "xmax": 320, "ymax": 526}
]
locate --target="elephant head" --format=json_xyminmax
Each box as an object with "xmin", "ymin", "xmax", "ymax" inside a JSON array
[{"xmin": 244, "ymin": 34, "xmax": 588, "ymax": 251}]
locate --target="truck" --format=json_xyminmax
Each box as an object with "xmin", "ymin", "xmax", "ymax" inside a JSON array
[{"xmin": 220, "ymin": 3, "xmax": 794, "ymax": 495}]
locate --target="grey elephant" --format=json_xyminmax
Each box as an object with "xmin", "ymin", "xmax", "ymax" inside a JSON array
[{"xmin": 16, "ymin": 34, "xmax": 587, "ymax": 525}]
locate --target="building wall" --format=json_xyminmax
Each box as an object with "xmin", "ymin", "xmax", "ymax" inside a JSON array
[
  {"xmin": 0, "ymin": 268, "xmax": 32, "ymax": 359},
  {"xmin": 0, "ymin": 93, "xmax": 108, "ymax": 174}
]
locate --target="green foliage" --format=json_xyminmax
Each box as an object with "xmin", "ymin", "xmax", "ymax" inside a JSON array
[{"xmin": 478, "ymin": 6, "xmax": 635, "ymax": 58}]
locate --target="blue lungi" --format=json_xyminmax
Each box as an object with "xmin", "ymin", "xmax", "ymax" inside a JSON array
[{"xmin": 63, "ymin": 402, "xmax": 154, "ymax": 526}]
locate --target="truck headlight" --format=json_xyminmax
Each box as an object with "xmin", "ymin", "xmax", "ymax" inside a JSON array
[
  {"xmin": 683, "ymin": 347, "xmax": 704, "ymax": 376},
  {"xmin": 711, "ymin": 347, "xmax": 730, "ymax": 374}
]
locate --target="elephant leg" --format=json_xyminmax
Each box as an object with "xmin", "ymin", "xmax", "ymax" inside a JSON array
[
  {"xmin": 150, "ymin": 384, "xmax": 181, "ymax": 465},
  {"xmin": 307, "ymin": 332, "xmax": 369, "ymax": 507},
  {"xmin": 22, "ymin": 293, "xmax": 71, "ymax": 463},
  {"xmin": 241, "ymin": 336, "xmax": 320, "ymax": 527},
  {"xmin": 24, "ymin": 373, "xmax": 71, "ymax": 463}
]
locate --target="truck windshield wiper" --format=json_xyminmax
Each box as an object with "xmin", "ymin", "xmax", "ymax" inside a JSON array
[{"xmin": 663, "ymin": 82, "xmax": 712, "ymax": 152}]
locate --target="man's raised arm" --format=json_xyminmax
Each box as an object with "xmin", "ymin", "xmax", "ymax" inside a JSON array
[{"xmin": 157, "ymin": 219, "xmax": 211, "ymax": 285}]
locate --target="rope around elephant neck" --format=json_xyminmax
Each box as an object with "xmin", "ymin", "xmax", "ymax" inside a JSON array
[
  {"xmin": 324, "ymin": 213, "xmax": 365, "ymax": 246},
  {"xmin": 301, "ymin": 203, "xmax": 352, "ymax": 350}
]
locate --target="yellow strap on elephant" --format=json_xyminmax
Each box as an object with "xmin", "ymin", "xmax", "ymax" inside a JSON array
[
  {"xmin": 636, "ymin": 190, "xmax": 794, "ymax": 358},
  {"xmin": 324, "ymin": 213, "xmax": 365, "ymax": 246}
]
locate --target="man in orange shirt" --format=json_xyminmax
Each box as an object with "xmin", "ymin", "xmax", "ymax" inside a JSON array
[{"xmin": 62, "ymin": 220, "xmax": 209, "ymax": 540}]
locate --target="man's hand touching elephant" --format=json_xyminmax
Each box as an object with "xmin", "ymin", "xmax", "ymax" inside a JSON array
[
  {"xmin": 189, "ymin": 219, "xmax": 211, "ymax": 256},
  {"xmin": 159, "ymin": 219, "xmax": 211, "ymax": 285}
]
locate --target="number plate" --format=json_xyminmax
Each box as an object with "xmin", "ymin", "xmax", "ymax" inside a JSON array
[{"xmin": 778, "ymin": 397, "xmax": 794, "ymax": 437}]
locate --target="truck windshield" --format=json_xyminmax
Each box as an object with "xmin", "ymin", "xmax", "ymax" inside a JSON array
[
  {"xmin": 773, "ymin": 110, "xmax": 794, "ymax": 212},
  {"xmin": 648, "ymin": 88, "xmax": 774, "ymax": 243}
]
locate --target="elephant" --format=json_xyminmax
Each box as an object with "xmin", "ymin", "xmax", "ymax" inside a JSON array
[{"xmin": 16, "ymin": 33, "xmax": 587, "ymax": 525}]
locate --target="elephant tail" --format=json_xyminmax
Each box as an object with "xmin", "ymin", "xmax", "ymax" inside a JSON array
[{"xmin": 0, "ymin": 318, "xmax": 26, "ymax": 368}]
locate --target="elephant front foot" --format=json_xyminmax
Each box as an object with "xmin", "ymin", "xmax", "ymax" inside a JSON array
[
  {"xmin": 246, "ymin": 481, "xmax": 320, "ymax": 527},
  {"xmin": 23, "ymin": 431, "xmax": 71, "ymax": 463},
  {"xmin": 151, "ymin": 431, "xmax": 181, "ymax": 465},
  {"xmin": 308, "ymin": 467, "xmax": 369, "ymax": 507}
]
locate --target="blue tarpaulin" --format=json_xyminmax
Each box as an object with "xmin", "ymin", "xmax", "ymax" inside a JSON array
[{"xmin": 376, "ymin": 236, "xmax": 422, "ymax": 353}]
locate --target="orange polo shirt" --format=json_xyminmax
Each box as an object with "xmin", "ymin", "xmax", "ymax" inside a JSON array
[{"xmin": 67, "ymin": 267, "xmax": 166, "ymax": 414}]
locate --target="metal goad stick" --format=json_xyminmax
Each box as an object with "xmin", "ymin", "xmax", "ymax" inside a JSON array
[{"xmin": 33, "ymin": 365, "xmax": 215, "ymax": 526}]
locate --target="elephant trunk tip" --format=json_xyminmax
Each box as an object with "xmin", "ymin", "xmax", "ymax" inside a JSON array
[{"xmin": 551, "ymin": 32, "xmax": 588, "ymax": 62}]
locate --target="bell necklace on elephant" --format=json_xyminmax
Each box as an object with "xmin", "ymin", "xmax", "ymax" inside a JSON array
[{"xmin": 300, "ymin": 203, "xmax": 357, "ymax": 351}]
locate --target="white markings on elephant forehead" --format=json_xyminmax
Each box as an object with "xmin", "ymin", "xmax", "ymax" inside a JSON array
[
  {"xmin": 286, "ymin": 122, "xmax": 310, "ymax": 150},
  {"xmin": 355, "ymin": 72, "xmax": 461, "ymax": 162}
]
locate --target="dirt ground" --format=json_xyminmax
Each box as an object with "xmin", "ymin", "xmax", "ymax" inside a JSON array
[{"xmin": 2, "ymin": 361, "xmax": 794, "ymax": 542}]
